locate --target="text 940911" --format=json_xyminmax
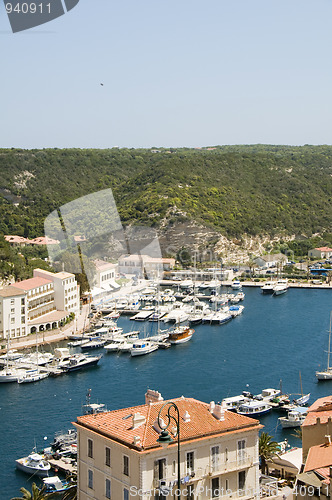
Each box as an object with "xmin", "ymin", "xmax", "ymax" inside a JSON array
[{"xmin": 5, "ymin": 2, "xmax": 51, "ymax": 14}]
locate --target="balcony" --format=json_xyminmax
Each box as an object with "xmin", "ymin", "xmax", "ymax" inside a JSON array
[
  {"xmin": 206, "ymin": 456, "xmax": 254, "ymax": 476},
  {"xmin": 28, "ymin": 297, "xmax": 55, "ymax": 312}
]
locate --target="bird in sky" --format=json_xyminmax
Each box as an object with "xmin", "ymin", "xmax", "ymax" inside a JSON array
[{"xmin": 100, "ymin": 83, "xmax": 104, "ymax": 86}]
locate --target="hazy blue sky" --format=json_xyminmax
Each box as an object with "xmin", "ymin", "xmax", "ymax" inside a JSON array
[{"xmin": 1, "ymin": 0, "xmax": 332, "ymax": 148}]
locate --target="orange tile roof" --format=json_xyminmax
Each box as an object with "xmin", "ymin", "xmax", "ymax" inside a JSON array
[
  {"xmin": 10, "ymin": 277, "xmax": 52, "ymax": 291},
  {"xmin": 304, "ymin": 443, "xmax": 332, "ymax": 474},
  {"xmin": 303, "ymin": 396, "xmax": 332, "ymax": 427},
  {"xmin": 315, "ymin": 247, "xmax": 332, "ymax": 252},
  {"xmin": 75, "ymin": 397, "xmax": 262, "ymax": 452}
]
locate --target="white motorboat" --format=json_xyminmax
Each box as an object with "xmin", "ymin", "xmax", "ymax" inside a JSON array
[
  {"xmin": 221, "ymin": 395, "xmax": 249, "ymax": 411},
  {"xmin": 273, "ymin": 279, "xmax": 289, "ymax": 296},
  {"xmin": 255, "ymin": 388, "xmax": 281, "ymax": 402},
  {"xmin": 278, "ymin": 407, "xmax": 307, "ymax": 428},
  {"xmin": 80, "ymin": 338, "xmax": 107, "ymax": 350},
  {"xmin": 17, "ymin": 368, "xmax": 49, "ymax": 384},
  {"xmin": 104, "ymin": 338, "xmax": 127, "ymax": 352},
  {"xmin": 237, "ymin": 400, "xmax": 272, "ymax": 416},
  {"xmin": 16, "ymin": 452, "xmax": 51, "ymax": 477},
  {"xmin": 43, "ymin": 475, "xmax": 76, "ymax": 494},
  {"xmin": 294, "ymin": 393, "xmax": 310, "ymax": 406},
  {"xmin": 130, "ymin": 340, "xmax": 158, "ymax": 356},
  {"xmin": 163, "ymin": 308, "xmax": 189, "ymax": 324},
  {"xmin": 0, "ymin": 349, "xmax": 23, "ymax": 364},
  {"xmin": 316, "ymin": 312, "xmax": 332, "ymax": 380},
  {"xmin": 61, "ymin": 353, "xmax": 102, "ymax": 372},
  {"xmin": 228, "ymin": 305, "xmax": 245, "ymax": 317},
  {"xmin": 261, "ymin": 281, "xmax": 276, "ymax": 294},
  {"xmin": 210, "ymin": 311, "xmax": 232, "ymax": 325},
  {"xmin": 231, "ymin": 280, "xmax": 242, "ymax": 290}
]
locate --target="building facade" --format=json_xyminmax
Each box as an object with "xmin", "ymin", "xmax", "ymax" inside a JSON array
[
  {"xmin": 118, "ymin": 255, "xmax": 175, "ymax": 278},
  {"xmin": 308, "ymin": 247, "xmax": 332, "ymax": 260},
  {"xmin": 0, "ymin": 269, "xmax": 80, "ymax": 338},
  {"xmin": 74, "ymin": 390, "xmax": 262, "ymax": 500}
]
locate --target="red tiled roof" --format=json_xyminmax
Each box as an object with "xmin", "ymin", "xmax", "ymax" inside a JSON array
[
  {"xmin": 304, "ymin": 443, "xmax": 332, "ymax": 474},
  {"xmin": 10, "ymin": 277, "xmax": 52, "ymax": 291},
  {"xmin": 303, "ymin": 396, "xmax": 332, "ymax": 427},
  {"xmin": 75, "ymin": 397, "xmax": 262, "ymax": 451},
  {"xmin": 315, "ymin": 247, "xmax": 332, "ymax": 252}
]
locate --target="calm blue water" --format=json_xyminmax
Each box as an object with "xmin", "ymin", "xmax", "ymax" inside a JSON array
[{"xmin": 1, "ymin": 287, "xmax": 331, "ymax": 499}]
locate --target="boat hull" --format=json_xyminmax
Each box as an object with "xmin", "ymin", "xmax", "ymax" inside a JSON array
[
  {"xmin": 316, "ymin": 371, "xmax": 332, "ymax": 380},
  {"xmin": 15, "ymin": 459, "xmax": 50, "ymax": 477}
]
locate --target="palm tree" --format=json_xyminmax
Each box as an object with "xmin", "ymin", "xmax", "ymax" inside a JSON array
[
  {"xmin": 259, "ymin": 432, "xmax": 280, "ymax": 476},
  {"xmin": 10, "ymin": 482, "xmax": 53, "ymax": 500}
]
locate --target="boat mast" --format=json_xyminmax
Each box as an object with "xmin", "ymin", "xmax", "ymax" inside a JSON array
[{"xmin": 327, "ymin": 311, "xmax": 332, "ymax": 370}]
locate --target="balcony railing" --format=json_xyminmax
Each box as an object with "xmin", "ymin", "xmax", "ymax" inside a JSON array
[
  {"xmin": 153, "ymin": 457, "xmax": 255, "ymax": 489},
  {"xmin": 28, "ymin": 297, "xmax": 54, "ymax": 311}
]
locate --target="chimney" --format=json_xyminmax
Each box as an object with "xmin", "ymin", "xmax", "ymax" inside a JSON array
[
  {"xmin": 153, "ymin": 417, "xmax": 166, "ymax": 433},
  {"xmin": 317, "ymin": 417, "xmax": 321, "ymax": 425},
  {"xmin": 213, "ymin": 403, "xmax": 225, "ymax": 421},
  {"xmin": 133, "ymin": 436, "xmax": 141, "ymax": 446},
  {"xmin": 145, "ymin": 389, "xmax": 164, "ymax": 405},
  {"xmin": 209, "ymin": 401, "xmax": 215, "ymax": 413},
  {"xmin": 131, "ymin": 413, "xmax": 146, "ymax": 429},
  {"xmin": 325, "ymin": 435, "xmax": 331, "ymax": 445}
]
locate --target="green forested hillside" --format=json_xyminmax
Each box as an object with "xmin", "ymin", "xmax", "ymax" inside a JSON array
[{"xmin": 0, "ymin": 145, "xmax": 331, "ymax": 239}]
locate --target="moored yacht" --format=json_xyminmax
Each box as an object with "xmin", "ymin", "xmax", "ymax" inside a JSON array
[
  {"xmin": 16, "ymin": 451, "xmax": 51, "ymax": 477},
  {"xmin": 237, "ymin": 400, "xmax": 272, "ymax": 416},
  {"xmin": 130, "ymin": 340, "xmax": 158, "ymax": 356},
  {"xmin": 261, "ymin": 281, "xmax": 276, "ymax": 294},
  {"xmin": 168, "ymin": 326, "xmax": 194, "ymax": 344}
]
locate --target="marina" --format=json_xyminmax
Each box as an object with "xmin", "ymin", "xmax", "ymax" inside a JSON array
[{"xmin": 1, "ymin": 285, "xmax": 332, "ymax": 498}]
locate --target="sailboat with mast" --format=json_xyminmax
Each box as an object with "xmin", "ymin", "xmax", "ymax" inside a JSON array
[
  {"xmin": 293, "ymin": 371, "xmax": 310, "ymax": 406},
  {"xmin": 17, "ymin": 331, "xmax": 49, "ymax": 383},
  {"xmin": 316, "ymin": 312, "xmax": 332, "ymax": 381}
]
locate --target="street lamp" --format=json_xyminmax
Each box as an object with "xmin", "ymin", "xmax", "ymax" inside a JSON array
[{"xmin": 156, "ymin": 401, "xmax": 181, "ymax": 497}]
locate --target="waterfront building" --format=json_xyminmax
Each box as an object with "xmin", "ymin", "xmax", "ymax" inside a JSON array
[
  {"xmin": 253, "ymin": 254, "xmax": 287, "ymax": 269},
  {"xmin": 118, "ymin": 254, "xmax": 175, "ymax": 278},
  {"xmin": 308, "ymin": 247, "xmax": 332, "ymax": 260},
  {"xmin": 0, "ymin": 269, "xmax": 79, "ymax": 338},
  {"xmin": 302, "ymin": 396, "xmax": 332, "ymax": 461},
  {"xmin": 74, "ymin": 390, "xmax": 262, "ymax": 500},
  {"xmin": 296, "ymin": 439, "xmax": 332, "ymax": 499}
]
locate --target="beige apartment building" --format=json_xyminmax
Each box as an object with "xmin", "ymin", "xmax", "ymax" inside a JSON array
[
  {"xmin": 74, "ymin": 390, "xmax": 262, "ymax": 500},
  {"xmin": 0, "ymin": 268, "xmax": 80, "ymax": 338}
]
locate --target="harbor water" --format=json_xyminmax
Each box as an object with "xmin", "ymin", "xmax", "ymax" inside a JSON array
[{"xmin": 1, "ymin": 286, "xmax": 331, "ymax": 498}]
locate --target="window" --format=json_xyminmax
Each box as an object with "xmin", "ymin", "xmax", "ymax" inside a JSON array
[
  {"xmin": 10, "ymin": 299, "xmax": 14, "ymax": 305},
  {"xmin": 154, "ymin": 458, "xmax": 166, "ymax": 480},
  {"xmin": 225, "ymin": 479, "xmax": 229, "ymax": 492},
  {"xmin": 21, "ymin": 298, "xmax": 25, "ymax": 305},
  {"xmin": 105, "ymin": 447, "xmax": 111, "ymax": 467},
  {"xmin": 106, "ymin": 478, "xmax": 111, "ymax": 499},
  {"xmin": 211, "ymin": 445, "xmax": 220, "ymax": 471},
  {"xmin": 225, "ymin": 448, "xmax": 228, "ymax": 462},
  {"xmin": 88, "ymin": 469, "xmax": 93, "ymax": 489},
  {"xmin": 124, "ymin": 488, "xmax": 129, "ymax": 500},
  {"xmin": 186, "ymin": 451, "xmax": 194, "ymax": 474},
  {"xmin": 212, "ymin": 477, "xmax": 220, "ymax": 498},
  {"xmin": 238, "ymin": 470, "xmax": 246, "ymax": 491},
  {"xmin": 123, "ymin": 455, "xmax": 129, "ymax": 476},
  {"xmin": 11, "ymin": 308, "xmax": 15, "ymax": 313},
  {"xmin": 88, "ymin": 438, "xmax": 93, "ymax": 458},
  {"xmin": 11, "ymin": 317, "xmax": 15, "ymax": 324},
  {"xmin": 237, "ymin": 440, "xmax": 246, "ymax": 462}
]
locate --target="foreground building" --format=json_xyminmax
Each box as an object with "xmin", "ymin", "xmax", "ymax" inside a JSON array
[{"xmin": 74, "ymin": 390, "xmax": 262, "ymax": 499}]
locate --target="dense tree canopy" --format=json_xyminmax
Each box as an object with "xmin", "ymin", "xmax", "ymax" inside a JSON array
[{"xmin": 0, "ymin": 145, "xmax": 331, "ymax": 239}]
